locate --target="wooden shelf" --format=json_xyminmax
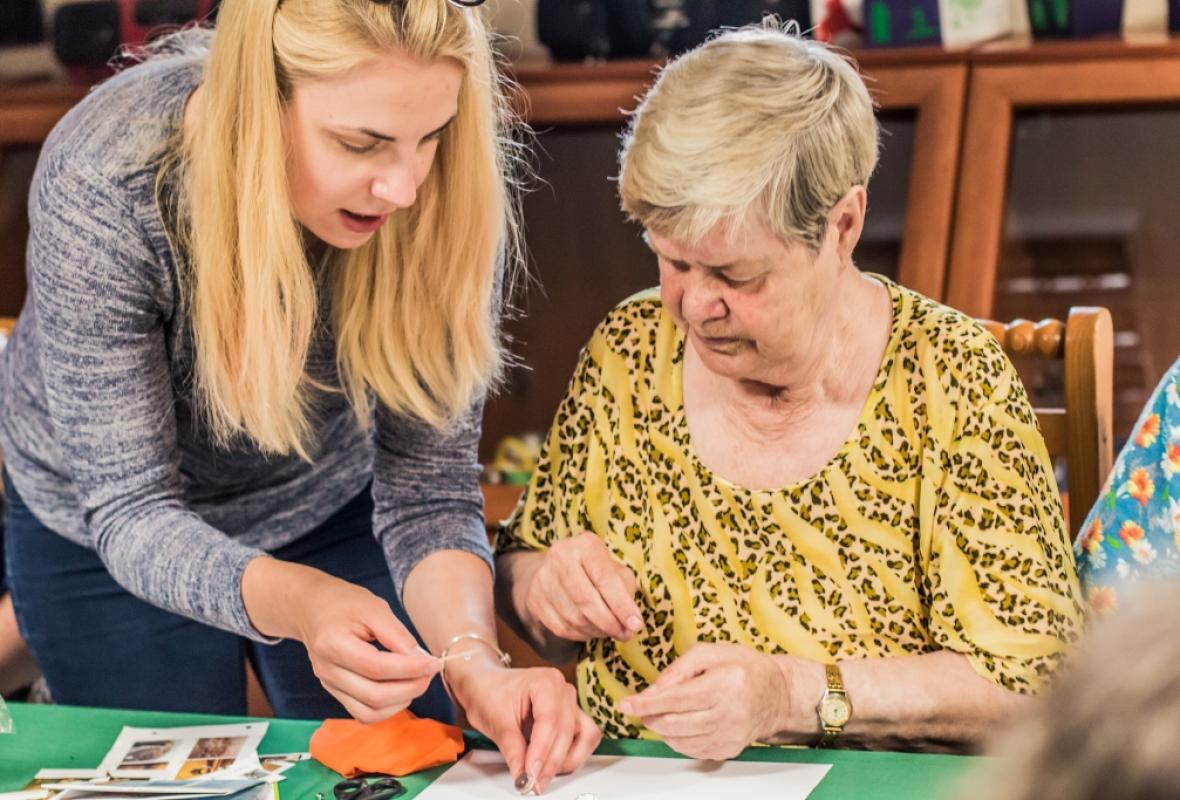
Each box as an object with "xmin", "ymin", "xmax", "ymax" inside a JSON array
[
  {"xmin": 5, "ymin": 35, "xmax": 1174, "ymax": 458},
  {"xmin": 5, "ymin": 36, "xmax": 1177, "ymax": 137},
  {"xmin": 971, "ymin": 34, "xmax": 1180, "ymax": 64},
  {"xmin": 0, "ymin": 82, "xmax": 87, "ymax": 144},
  {"xmin": 510, "ymin": 54, "xmax": 966, "ymax": 300},
  {"xmin": 0, "ymin": 51, "xmax": 967, "ymax": 303},
  {"xmin": 509, "ymin": 45, "xmax": 969, "ymax": 123},
  {"xmin": 1, "ymin": 46, "xmax": 966, "ymax": 135},
  {"xmin": 947, "ymin": 37, "xmax": 1180, "ymax": 318},
  {"xmin": 510, "ymin": 59, "xmax": 659, "ymax": 126}
]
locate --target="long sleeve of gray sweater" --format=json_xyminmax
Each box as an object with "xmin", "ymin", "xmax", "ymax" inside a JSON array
[{"xmin": 0, "ymin": 51, "xmax": 492, "ymax": 641}]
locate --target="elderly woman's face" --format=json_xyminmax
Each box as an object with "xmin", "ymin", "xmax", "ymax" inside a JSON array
[{"xmin": 649, "ymin": 222, "xmax": 841, "ymax": 383}]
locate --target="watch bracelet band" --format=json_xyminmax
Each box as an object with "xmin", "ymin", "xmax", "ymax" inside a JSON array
[
  {"xmin": 825, "ymin": 662, "xmax": 845, "ymax": 692},
  {"xmin": 818, "ymin": 662, "xmax": 848, "ymax": 748}
]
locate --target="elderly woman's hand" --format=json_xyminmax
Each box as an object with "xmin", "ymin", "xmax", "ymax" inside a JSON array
[
  {"xmin": 618, "ymin": 643, "xmax": 821, "ymax": 759},
  {"xmin": 524, "ymin": 531, "xmax": 644, "ymax": 643}
]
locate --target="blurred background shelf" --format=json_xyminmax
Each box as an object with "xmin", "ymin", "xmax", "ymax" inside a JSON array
[{"xmin": 4, "ymin": 38, "xmax": 1179, "ymax": 453}]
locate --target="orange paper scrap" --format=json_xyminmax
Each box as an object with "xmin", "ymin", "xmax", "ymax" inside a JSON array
[{"xmin": 310, "ymin": 710, "xmax": 466, "ymax": 777}]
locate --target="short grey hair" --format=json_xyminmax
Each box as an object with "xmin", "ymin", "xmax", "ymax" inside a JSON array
[{"xmin": 618, "ymin": 20, "xmax": 879, "ymax": 252}]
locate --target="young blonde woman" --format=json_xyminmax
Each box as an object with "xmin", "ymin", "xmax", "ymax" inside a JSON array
[{"xmin": 0, "ymin": 0, "xmax": 598, "ymax": 787}]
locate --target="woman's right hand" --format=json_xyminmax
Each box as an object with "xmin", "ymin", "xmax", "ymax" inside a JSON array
[
  {"xmin": 523, "ymin": 531, "xmax": 644, "ymax": 643},
  {"xmin": 451, "ymin": 661, "xmax": 601, "ymax": 795},
  {"xmin": 242, "ymin": 557, "xmax": 440, "ymax": 723}
]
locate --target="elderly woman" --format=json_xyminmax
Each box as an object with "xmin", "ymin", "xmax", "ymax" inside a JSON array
[{"xmin": 494, "ymin": 22, "xmax": 1084, "ymax": 766}]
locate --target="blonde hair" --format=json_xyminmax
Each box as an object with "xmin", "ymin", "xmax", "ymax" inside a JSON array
[
  {"xmin": 618, "ymin": 20, "xmax": 878, "ymax": 251},
  {"xmin": 169, "ymin": 0, "xmax": 520, "ymax": 458},
  {"xmin": 963, "ymin": 582, "xmax": 1180, "ymax": 800}
]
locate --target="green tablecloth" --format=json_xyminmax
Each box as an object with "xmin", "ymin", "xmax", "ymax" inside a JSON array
[{"xmin": 0, "ymin": 704, "xmax": 975, "ymax": 799}]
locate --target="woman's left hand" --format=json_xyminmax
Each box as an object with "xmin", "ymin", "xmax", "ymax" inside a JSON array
[
  {"xmin": 619, "ymin": 643, "xmax": 817, "ymax": 760},
  {"xmin": 450, "ymin": 663, "xmax": 602, "ymax": 795}
]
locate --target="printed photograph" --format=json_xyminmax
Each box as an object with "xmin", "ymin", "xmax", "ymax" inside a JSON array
[
  {"xmin": 118, "ymin": 741, "xmax": 177, "ymax": 765},
  {"xmin": 176, "ymin": 758, "xmax": 236, "ymax": 779},
  {"xmin": 188, "ymin": 736, "xmax": 247, "ymax": 760},
  {"xmin": 259, "ymin": 758, "xmax": 296, "ymax": 774}
]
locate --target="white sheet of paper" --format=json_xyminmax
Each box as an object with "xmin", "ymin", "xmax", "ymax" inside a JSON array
[
  {"xmin": 39, "ymin": 787, "xmax": 229, "ymax": 796},
  {"xmin": 33, "ymin": 772, "xmax": 105, "ymax": 781},
  {"xmin": 417, "ymin": 750, "xmax": 832, "ymax": 800}
]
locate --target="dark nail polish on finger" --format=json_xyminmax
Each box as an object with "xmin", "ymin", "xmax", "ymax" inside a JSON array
[{"xmin": 514, "ymin": 773, "xmax": 537, "ymax": 796}]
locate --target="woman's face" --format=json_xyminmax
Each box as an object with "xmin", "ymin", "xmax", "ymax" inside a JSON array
[
  {"xmin": 650, "ymin": 213, "xmax": 851, "ymax": 385},
  {"xmin": 283, "ymin": 48, "xmax": 463, "ymax": 250}
]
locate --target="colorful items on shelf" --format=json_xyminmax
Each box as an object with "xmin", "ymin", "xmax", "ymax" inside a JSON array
[
  {"xmin": 865, "ymin": 0, "xmax": 941, "ymax": 46},
  {"xmin": 482, "ymin": 433, "xmax": 542, "ymax": 486},
  {"xmin": 811, "ymin": 0, "xmax": 865, "ymax": 45},
  {"xmin": 862, "ymin": 0, "xmax": 1179, "ymax": 48},
  {"xmin": 1026, "ymin": 0, "xmax": 1119, "ymax": 37},
  {"xmin": 1027, "ymin": 0, "xmax": 1179, "ymax": 39},
  {"xmin": 864, "ymin": 0, "xmax": 1028, "ymax": 48}
]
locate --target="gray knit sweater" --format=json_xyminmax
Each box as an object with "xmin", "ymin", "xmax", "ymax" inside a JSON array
[{"xmin": 0, "ymin": 53, "xmax": 492, "ymax": 641}]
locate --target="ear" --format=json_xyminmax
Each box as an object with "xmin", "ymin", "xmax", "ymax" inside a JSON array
[{"xmin": 828, "ymin": 185, "xmax": 867, "ymax": 263}]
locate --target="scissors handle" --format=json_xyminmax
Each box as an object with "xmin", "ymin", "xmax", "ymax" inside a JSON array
[{"xmin": 334, "ymin": 776, "xmax": 404, "ymax": 800}]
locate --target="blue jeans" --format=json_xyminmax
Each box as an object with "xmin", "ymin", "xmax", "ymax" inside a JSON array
[{"xmin": 2, "ymin": 472, "xmax": 452, "ymax": 721}]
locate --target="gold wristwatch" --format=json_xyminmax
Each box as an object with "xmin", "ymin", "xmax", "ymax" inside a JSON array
[{"xmin": 816, "ymin": 662, "xmax": 852, "ymax": 747}]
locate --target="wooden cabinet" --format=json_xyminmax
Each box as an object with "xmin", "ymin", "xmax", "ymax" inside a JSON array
[
  {"xmin": 0, "ymin": 50, "xmax": 965, "ymax": 459},
  {"xmin": 514, "ymin": 51, "xmax": 967, "ymax": 299},
  {"xmin": 948, "ymin": 38, "xmax": 1180, "ymax": 318},
  {"xmin": 947, "ymin": 38, "xmax": 1180, "ymax": 439},
  {"xmin": 0, "ymin": 82, "xmax": 86, "ymax": 316},
  {"xmin": 483, "ymin": 53, "xmax": 968, "ymax": 457},
  {"xmin": 4, "ymin": 39, "xmax": 1176, "ymax": 451}
]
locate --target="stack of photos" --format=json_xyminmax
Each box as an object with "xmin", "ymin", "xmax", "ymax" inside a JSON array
[
  {"xmin": 96, "ymin": 725, "xmax": 268, "ymax": 781},
  {"xmin": 8, "ymin": 724, "xmax": 311, "ymax": 800}
]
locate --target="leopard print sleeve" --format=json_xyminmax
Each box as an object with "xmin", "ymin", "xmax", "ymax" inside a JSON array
[{"xmin": 918, "ymin": 319, "xmax": 1085, "ymax": 694}]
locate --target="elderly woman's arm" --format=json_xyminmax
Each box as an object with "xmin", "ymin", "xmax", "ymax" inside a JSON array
[
  {"xmin": 621, "ymin": 645, "xmax": 1029, "ymax": 757},
  {"xmin": 827, "ymin": 650, "xmax": 1030, "ymax": 747}
]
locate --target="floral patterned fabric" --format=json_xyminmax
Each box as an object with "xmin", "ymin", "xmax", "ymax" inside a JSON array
[{"xmin": 1075, "ymin": 358, "xmax": 1180, "ymax": 617}]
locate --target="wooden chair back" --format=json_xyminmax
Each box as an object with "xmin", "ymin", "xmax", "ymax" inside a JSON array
[{"xmin": 979, "ymin": 307, "xmax": 1114, "ymax": 537}]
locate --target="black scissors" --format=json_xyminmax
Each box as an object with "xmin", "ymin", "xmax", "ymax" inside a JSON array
[{"xmin": 333, "ymin": 775, "xmax": 406, "ymax": 800}]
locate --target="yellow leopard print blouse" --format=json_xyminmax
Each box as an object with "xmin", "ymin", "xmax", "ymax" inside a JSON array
[{"xmin": 498, "ymin": 278, "xmax": 1084, "ymax": 740}]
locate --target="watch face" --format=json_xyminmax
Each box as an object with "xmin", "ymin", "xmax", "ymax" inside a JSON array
[{"xmin": 819, "ymin": 694, "xmax": 851, "ymax": 726}]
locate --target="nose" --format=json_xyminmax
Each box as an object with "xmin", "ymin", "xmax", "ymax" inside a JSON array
[
  {"xmin": 678, "ymin": 271, "xmax": 727, "ymax": 325},
  {"xmin": 371, "ymin": 162, "xmax": 418, "ymax": 209}
]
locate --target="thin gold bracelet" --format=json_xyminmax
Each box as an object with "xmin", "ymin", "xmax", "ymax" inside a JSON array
[{"xmin": 438, "ymin": 632, "xmax": 511, "ymax": 698}]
